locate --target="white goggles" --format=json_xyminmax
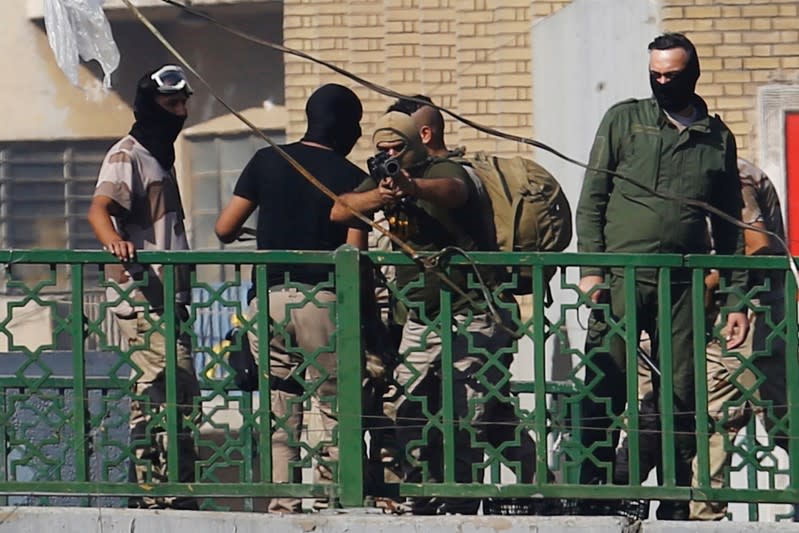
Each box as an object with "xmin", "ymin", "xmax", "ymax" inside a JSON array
[{"xmin": 150, "ymin": 65, "xmax": 193, "ymax": 95}]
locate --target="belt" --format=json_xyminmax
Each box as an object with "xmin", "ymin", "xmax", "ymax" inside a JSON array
[{"xmin": 270, "ymin": 375, "xmax": 305, "ymax": 395}]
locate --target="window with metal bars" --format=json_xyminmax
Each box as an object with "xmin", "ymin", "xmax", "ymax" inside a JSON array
[{"xmin": 0, "ymin": 140, "xmax": 115, "ymax": 250}]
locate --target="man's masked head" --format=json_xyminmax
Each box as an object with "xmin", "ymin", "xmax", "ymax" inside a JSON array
[
  {"xmin": 647, "ymin": 33, "xmax": 700, "ymax": 113},
  {"xmin": 372, "ymin": 112, "xmax": 429, "ymax": 171},
  {"xmin": 302, "ymin": 84, "xmax": 363, "ymax": 156},
  {"xmin": 129, "ymin": 65, "xmax": 192, "ymax": 170}
]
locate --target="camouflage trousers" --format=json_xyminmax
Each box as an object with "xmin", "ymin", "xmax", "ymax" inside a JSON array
[
  {"xmin": 116, "ymin": 309, "xmax": 201, "ymax": 510},
  {"xmin": 690, "ymin": 299, "xmax": 787, "ymax": 520},
  {"xmin": 388, "ymin": 308, "xmax": 537, "ymax": 515}
]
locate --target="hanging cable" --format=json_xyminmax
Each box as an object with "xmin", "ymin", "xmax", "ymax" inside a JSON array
[
  {"xmin": 120, "ymin": 0, "xmax": 522, "ymax": 335},
  {"xmin": 156, "ymin": 0, "xmax": 799, "ymax": 289}
]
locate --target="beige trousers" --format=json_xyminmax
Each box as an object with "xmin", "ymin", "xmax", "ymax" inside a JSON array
[
  {"xmin": 247, "ymin": 287, "xmax": 338, "ymax": 513},
  {"xmin": 690, "ymin": 303, "xmax": 788, "ymax": 521}
]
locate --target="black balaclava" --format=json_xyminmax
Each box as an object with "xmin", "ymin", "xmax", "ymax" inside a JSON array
[
  {"xmin": 129, "ymin": 66, "xmax": 189, "ymax": 170},
  {"xmin": 301, "ymin": 84, "xmax": 363, "ymax": 156},
  {"xmin": 649, "ymin": 47, "xmax": 701, "ymax": 113}
]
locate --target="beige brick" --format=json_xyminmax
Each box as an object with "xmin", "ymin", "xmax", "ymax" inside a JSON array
[
  {"xmin": 701, "ymin": 95, "xmax": 718, "ymax": 110},
  {"xmin": 531, "ymin": 4, "xmax": 555, "ymax": 17},
  {"xmin": 690, "ymin": 31, "xmax": 724, "ymax": 45},
  {"xmin": 728, "ymin": 122, "xmax": 749, "ymax": 138},
  {"xmin": 492, "ymin": 73, "xmax": 533, "ymax": 87},
  {"xmin": 459, "ymin": 89, "xmax": 499, "ymax": 102},
  {"xmin": 720, "ymin": 6, "xmax": 742, "ymax": 17},
  {"xmin": 349, "ymin": 50, "xmax": 386, "ymax": 62},
  {"xmin": 723, "ymin": 57, "xmax": 743, "ymax": 69},
  {"xmin": 459, "ymin": 11, "xmax": 494, "ymax": 23},
  {"xmin": 752, "ymin": 18, "xmax": 773, "ymax": 30},
  {"xmin": 715, "ymin": 18, "xmax": 751, "ymax": 31},
  {"xmin": 780, "ymin": 31, "xmax": 799, "ymax": 42},
  {"xmin": 782, "ymin": 56, "xmax": 799, "ymax": 69},
  {"xmin": 287, "ymin": 27, "xmax": 318, "ymax": 39},
  {"xmin": 667, "ymin": 18, "xmax": 714, "ymax": 32},
  {"xmin": 752, "ymin": 45, "xmax": 774, "ymax": 57},
  {"xmin": 458, "ymin": 36, "xmax": 500, "ymax": 49},
  {"xmin": 713, "ymin": 70, "xmax": 752, "ymax": 83},
  {"xmin": 684, "ymin": 6, "xmax": 722, "ymax": 18},
  {"xmin": 698, "ymin": 83, "xmax": 724, "ymax": 97},
  {"xmin": 742, "ymin": 5, "xmax": 780, "ymax": 17},
  {"xmin": 724, "ymin": 84, "xmax": 744, "ymax": 97},
  {"xmin": 773, "ymin": 43, "xmax": 799, "ymax": 56},
  {"xmin": 743, "ymin": 57, "xmax": 782, "ymax": 69},
  {"xmin": 742, "ymin": 83, "xmax": 760, "ymax": 97},
  {"xmin": 456, "ymin": 101, "xmax": 479, "ymax": 114},
  {"xmin": 714, "ymin": 44, "xmax": 753, "ymax": 57},
  {"xmin": 772, "ymin": 17, "xmax": 798, "ymax": 30},
  {"xmin": 722, "ymin": 32, "xmax": 743, "ymax": 44},
  {"xmin": 742, "ymin": 31, "xmax": 779, "ymax": 44},
  {"xmin": 714, "ymin": 96, "xmax": 751, "ymax": 110},
  {"xmin": 722, "ymin": 110, "xmax": 745, "ymax": 123},
  {"xmin": 346, "ymin": 26, "xmax": 385, "ymax": 39},
  {"xmin": 752, "ymin": 70, "xmax": 773, "ymax": 83},
  {"xmin": 661, "ymin": 6, "xmax": 683, "ymax": 19},
  {"xmin": 781, "ymin": 4, "xmax": 799, "ymax": 16}
]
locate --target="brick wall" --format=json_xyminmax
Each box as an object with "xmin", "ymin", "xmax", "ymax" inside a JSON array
[
  {"xmin": 283, "ymin": 0, "xmax": 553, "ymax": 162},
  {"xmin": 283, "ymin": 0, "xmax": 798, "ymax": 164}
]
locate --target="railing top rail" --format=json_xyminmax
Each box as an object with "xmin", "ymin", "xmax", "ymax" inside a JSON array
[{"xmin": 3, "ymin": 248, "xmax": 790, "ymax": 269}]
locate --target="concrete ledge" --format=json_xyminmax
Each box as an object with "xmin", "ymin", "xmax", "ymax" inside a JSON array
[
  {"xmin": 7, "ymin": 507, "xmax": 799, "ymax": 532},
  {"xmin": 0, "ymin": 507, "xmax": 634, "ymax": 533},
  {"xmin": 642, "ymin": 520, "xmax": 799, "ymax": 532}
]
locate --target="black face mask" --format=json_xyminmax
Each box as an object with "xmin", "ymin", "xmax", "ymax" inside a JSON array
[
  {"xmin": 129, "ymin": 75, "xmax": 188, "ymax": 170},
  {"xmin": 649, "ymin": 53, "xmax": 700, "ymax": 113},
  {"xmin": 302, "ymin": 84, "xmax": 363, "ymax": 157}
]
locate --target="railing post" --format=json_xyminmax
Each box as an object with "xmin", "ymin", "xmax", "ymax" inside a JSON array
[
  {"xmin": 439, "ymin": 281, "xmax": 455, "ymax": 485},
  {"xmin": 623, "ymin": 266, "xmax": 640, "ymax": 485},
  {"xmin": 335, "ymin": 245, "xmax": 363, "ymax": 507},
  {"xmin": 785, "ymin": 270, "xmax": 799, "ymax": 494},
  {"xmin": 657, "ymin": 267, "xmax": 676, "ymax": 487},
  {"xmin": 162, "ymin": 264, "xmax": 180, "ymax": 484},
  {"xmin": 0, "ymin": 385, "xmax": 7, "ymax": 506},
  {"xmin": 70, "ymin": 263, "xmax": 89, "ymax": 490},
  {"xmin": 532, "ymin": 264, "xmax": 549, "ymax": 485},
  {"xmin": 253, "ymin": 263, "xmax": 273, "ymax": 489},
  {"xmin": 692, "ymin": 267, "xmax": 711, "ymax": 490}
]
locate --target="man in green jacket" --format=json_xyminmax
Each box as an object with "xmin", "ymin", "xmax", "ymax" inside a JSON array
[{"xmin": 575, "ymin": 33, "xmax": 749, "ymax": 520}]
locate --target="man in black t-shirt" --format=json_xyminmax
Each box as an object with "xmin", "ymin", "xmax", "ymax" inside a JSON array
[{"xmin": 215, "ymin": 83, "xmax": 368, "ymax": 514}]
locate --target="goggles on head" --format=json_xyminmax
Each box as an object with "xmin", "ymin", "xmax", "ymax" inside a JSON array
[{"xmin": 150, "ymin": 65, "xmax": 193, "ymax": 95}]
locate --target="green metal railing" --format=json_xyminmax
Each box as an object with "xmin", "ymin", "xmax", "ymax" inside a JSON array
[{"xmin": 0, "ymin": 248, "xmax": 794, "ymax": 518}]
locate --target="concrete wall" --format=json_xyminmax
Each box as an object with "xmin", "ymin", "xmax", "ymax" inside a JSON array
[
  {"xmin": 2, "ymin": 1, "xmax": 284, "ymax": 142},
  {"xmin": 0, "ymin": 2, "xmax": 130, "ymax": 142},
  {"xmin": 0, "ymin": 508, "xmax": 633, "ymax": 533},
  {"xmin": 7, "ymin": 507, "xmax": 799, "ymax": 532}
]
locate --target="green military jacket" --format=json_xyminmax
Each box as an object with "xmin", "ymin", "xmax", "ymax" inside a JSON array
[
  {"xmin": 360, "ymin": 158, "xmax": 496, "ymax": 319},
  {"xmin": 576, "ymin": 97, "xmax": 747, "ymax": 297}
]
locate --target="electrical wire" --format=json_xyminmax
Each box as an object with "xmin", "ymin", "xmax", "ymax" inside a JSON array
[{"xmin": 155, "ymin": 0, "xmax": 799, "ymax": 290}]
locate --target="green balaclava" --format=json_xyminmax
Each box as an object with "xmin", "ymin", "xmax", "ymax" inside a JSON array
[{"xmin": 372, "ymin": 112, "xmax": 429, "ymax": 172}]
